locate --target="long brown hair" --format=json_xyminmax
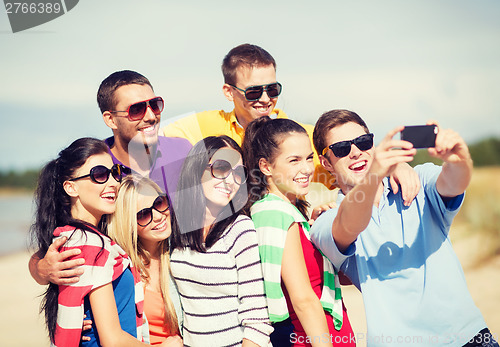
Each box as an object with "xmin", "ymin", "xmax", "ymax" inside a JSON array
[{"xmin": 242, "ymin": 117, "xmax": 310, "ymax": 218}]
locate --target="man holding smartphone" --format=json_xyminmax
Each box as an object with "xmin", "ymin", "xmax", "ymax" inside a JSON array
[{"xmin": 310, "ymin": 109, "xmax": 497, "ymax": 346}]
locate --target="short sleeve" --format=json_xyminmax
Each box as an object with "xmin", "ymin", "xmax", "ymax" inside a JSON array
[{"xmin": 310, "ymin": 208, "xmax": 355, "ymax": 271}]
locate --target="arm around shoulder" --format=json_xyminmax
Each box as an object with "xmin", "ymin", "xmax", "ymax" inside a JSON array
[{"xmin": 29, "ymin": 236, "xmax": 85, "ymax": 286}]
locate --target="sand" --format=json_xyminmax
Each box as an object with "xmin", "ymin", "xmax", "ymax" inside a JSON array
[{"xmin": 1, "ymin": 232, "xmax": 498, "ymax": 347}]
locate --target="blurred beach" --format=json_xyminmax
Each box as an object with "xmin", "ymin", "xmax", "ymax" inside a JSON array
[{"xmin": 0, "ymin": 194, "xmax": 33, "ymax": 256}]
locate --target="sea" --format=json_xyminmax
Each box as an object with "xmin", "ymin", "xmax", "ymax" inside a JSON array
[{"xmin": 0, "ymin": 194, "xmax": 34, "ymax": 256}]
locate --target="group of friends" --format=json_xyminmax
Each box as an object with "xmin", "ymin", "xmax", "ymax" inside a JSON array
[{"xmin": 28, "ymin": 44, "xmax": 497, "ymax": 347}]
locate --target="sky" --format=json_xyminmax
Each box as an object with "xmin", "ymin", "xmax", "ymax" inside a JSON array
[{"xmin": 1, "ymin": 0, "xmax": 499, "ymax": 171}]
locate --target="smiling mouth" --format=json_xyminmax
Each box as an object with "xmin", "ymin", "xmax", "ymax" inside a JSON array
[
  {"xmin": 349, "ymin": 160, "xmax": 368, "ymax": 172},
  {"xmin": 152, "ymin": 218, "xmax": 167, "ymax": 231},
  {"xmin": 253, "ymin": 104, "xmax": 271, "ymax": 115},
  {"xmin": 215, "ymin": 186, "xmax": 232, "ymax": 197},
  {"xmin": 294, "ymin": 177, "xmax": 310, "ymax": 185},
  {"xmin": 101, "ymin": 192, "xmax": 116, "ymax": 202},
  {"xmin": 139, "ymin": 124, "xmax": 157, "ymax": 134}
]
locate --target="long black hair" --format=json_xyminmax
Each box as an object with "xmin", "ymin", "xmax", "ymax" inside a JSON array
[
  {"xmin": 242, "ymin": 117, "xmax": 310, "ymax": 218},
  {"xmin": 170, "ymin": 135, "xmax": 248, "ymax": 252},
  {"xmin": 29, "ymin": 137, "xmax": 110, "ymax": 342}
]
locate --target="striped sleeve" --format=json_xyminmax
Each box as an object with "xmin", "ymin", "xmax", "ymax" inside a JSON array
[
  {"xmin": 250, "ymin": 195, "xmax": 306, "ymax": 323},
  {"xmin": 226, "ymin": 216, "xmax": 273, "ymax": 346},
  {"xmin": 52, "ymin": 226, "xmax": 133, "ymax": 347}
]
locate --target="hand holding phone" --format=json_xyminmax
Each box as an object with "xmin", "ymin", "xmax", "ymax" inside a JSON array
[{"xmin": 400, "ymin": 125, "xmax": 438, "ymax": 148}]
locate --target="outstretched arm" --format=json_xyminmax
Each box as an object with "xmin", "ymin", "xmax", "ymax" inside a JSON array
[
  {"xmin": 332, "ymin": 127, "xmax": 416, "ymax": 252},
  {"xmin": 427, "ymin": 121, "xmax": 473, "ymax": 197}
]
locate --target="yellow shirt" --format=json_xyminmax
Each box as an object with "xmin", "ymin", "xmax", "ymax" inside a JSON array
[{"xmin": 161, "ymin": 109, "xmax": 335, "ymax": 189}]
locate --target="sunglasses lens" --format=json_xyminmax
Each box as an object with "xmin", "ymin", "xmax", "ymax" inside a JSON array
[
  {"xmin": 110, "ymin": 164, "xmax": 123, "ymax": 182},
  {"xmin": 244, "ymin": 86, "xmax": 264, "ymax": 101},
  {"xmin": 128, "ymin": 101, "xmax": 147, "ymax": 120},
  {"xmin": 331, "ymin": 134, "xmax": 374, "ymax": 158},
  {"xmin": 266, "ymin": 83, "xmax": 282, "ymax": 98},
  {"xmin": 153, "ymin": 195, "xmax": 169, "ymax": 212},
  {"xmin": 331, "ymin": 142, "xmax": 352, "ymax": 158},
  {"xmin": 211, "ymin": 160, "xmax": 232, "ymax": 179},
  {"xmin": 233, "ymin": 166, "xmax": 247, "ymax": 185},
  {"xmin": 355, "ymin": 134, "xmax": 374, "ymax": 151},
  {"xmin": 136, "ymin": 208, "xmax": 152, "ymax": 227},
  {"xmin": 149, "ymin": 98, "xmax": 164, "ymax": 115},
  {"xmin": 91, "ymin": 166, "xmax": 110, "ymax": 183}
]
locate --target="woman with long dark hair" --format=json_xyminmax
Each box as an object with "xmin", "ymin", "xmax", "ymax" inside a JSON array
[
  {"xmin": 242, "ymin": 117, "xmax": 355, "ymax": 347},
  {"xmin": 30, "ymin": 137, "xmax": 170, "ymax": 346},
  {"xmin": 169, "ymin": 135, "xmax": 272, "ymax": 346}
]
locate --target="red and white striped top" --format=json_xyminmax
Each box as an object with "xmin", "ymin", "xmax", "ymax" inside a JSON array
[{"xmin": 51, "ymin": 225, "xmax": 146, "ymax": 346}]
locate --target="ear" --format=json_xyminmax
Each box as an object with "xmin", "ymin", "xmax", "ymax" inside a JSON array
[
  {"xmin": 319, "ymin": 154, "xmax": 334, "ymax": 173},
  {"xmin": 222, "ymin": 84, "xmax": 234, "ymax": 102},
  {"xmin": 258, "ymin": 158, "xmax": 272, "ymax": 176},
  {"xmin": 102, "ymin": 111, "xmax": 118, "ymax": 130},
  {"xmin": 63, "ymin": 180, "xmax": 79, "ymax": 198}
]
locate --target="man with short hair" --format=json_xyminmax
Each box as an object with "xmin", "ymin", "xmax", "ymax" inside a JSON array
[
  {"xmin": 162, "ymin": 43, "xmax": 336, "ymax": 188},
  {"xmin": 310, "ymin": 109, "xmax": 497, "ymax": 347},
  {"xmin": 29, "ymin": 70, "xmax": 192, "ymax": 285},
  {"xmin": 99, "ymin": 70, "xmax": 191, "ymax": 195}
]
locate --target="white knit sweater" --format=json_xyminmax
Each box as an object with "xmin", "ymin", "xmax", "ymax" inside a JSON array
[{"xmin": 170, "ymin": 215, "xmax": 273, "ymax": 347}]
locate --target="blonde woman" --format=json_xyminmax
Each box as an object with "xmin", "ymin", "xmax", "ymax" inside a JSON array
[{"xmin": 107, "ymin": 175, "xmax": 182, "ymax": 346}]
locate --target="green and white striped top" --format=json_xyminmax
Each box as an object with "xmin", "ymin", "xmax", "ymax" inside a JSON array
[{"xmin": 250, "ymin": 193, "xmax": 344, "ymax": 330}]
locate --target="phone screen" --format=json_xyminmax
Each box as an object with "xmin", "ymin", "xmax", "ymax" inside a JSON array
[{"xmin": 400, "ymin": 125, "xmax": 437, "ymax": 148}]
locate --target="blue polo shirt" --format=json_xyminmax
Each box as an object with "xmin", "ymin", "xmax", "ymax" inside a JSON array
[
  {"xmin": 105, "ymin": 135, "xmax": 191, "ymax": 197},
  {"xmin": 311, "ymin": 163, "xmax": 486, "ymax": 346}
]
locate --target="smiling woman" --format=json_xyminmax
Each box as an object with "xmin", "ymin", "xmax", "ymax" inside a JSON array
[
  {"xmin": 169, "ymin": 135, "xmax": 272, "ymax": 347},
  {"xmin": 242, "ymin": 117, "xmax": 355, "ymax": 347},
  {"xmin": 106, "ymin": 175, "xmax": 182, "ymax": 345},
  {"xmin": 28, "ymin": 137, "xmax": 157, "ymax": 347}
]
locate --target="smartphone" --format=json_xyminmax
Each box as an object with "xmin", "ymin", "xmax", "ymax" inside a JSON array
[{"xmin": 400, "ymin": 125, "xmax": 437, "ymax": 148}]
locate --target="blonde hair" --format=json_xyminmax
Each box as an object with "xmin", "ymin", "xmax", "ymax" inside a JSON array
[{"xmin": 107, "ymin": 175, "xmax": 179, "ymax": 335}]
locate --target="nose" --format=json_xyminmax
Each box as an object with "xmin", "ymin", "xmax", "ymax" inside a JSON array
[
  {"xmin": 348, "ymin": 143, "xmax": 362, "ymax": 159},
  {"xmin": 151, "ymin": 208, "xmax": 164, "ymax": 222},
  {"xmin": 106, "ymin": 174, "xmax": 119, "ymax": 189},
  {"xmin": 257, "ymin": 89, "xmax": 271, "ymax": 103},
  {"xmin": 302, "ymin": 160, "xmax": 314, "ymax": 175},
  {"xmin": 223, "ymin": 171, "xmax": 238, "ymax": 186},
  {"xmin": 142, "ymin": 105, "xmax": 158, "ymax": 122}
]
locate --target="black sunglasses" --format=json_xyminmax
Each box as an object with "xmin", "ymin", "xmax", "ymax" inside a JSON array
[
  {"xmin": 206, "ymin": 159, "xmax": 247, "ymax": 185},
  {"xmin": 69, "ymin": 164, "xmax": 126, "ymax": 184},
  {"xmin": 229, "ymin": 82, "xmax": 282, "ymax": 101},
  {"xmin": 110, "ymin": 96, "xmax": 164, "ymax": 121},
  {"xmin": 322, "ymin": 133, "xmax": 374, "ymax": 158},
  {"xmin": 136, "ymin": 195, "xmax": 169, "ymax": 227}
]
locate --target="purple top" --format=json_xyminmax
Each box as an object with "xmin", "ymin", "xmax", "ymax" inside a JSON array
[{"xmin": 105, "ymin": 136, "xmax": 192, "ymax": 197}]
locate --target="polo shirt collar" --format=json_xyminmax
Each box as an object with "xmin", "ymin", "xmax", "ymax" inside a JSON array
[
  {"xmin": 104, "ymin": 136, "xmax": 163, "ymax": 174},
  {"xmin": 230, "ymin": 108, "xmax": 283, "ymax": 129}
]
